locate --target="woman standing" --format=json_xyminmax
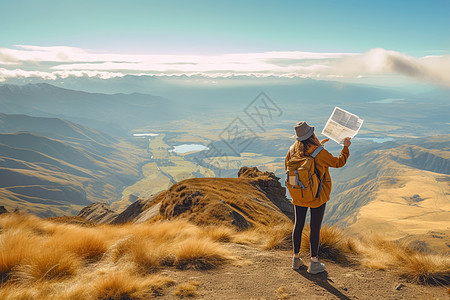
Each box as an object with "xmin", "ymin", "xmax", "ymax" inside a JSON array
[{"xmin": 285, "ymin": 121, "xmax": 351, "ymax": 274}]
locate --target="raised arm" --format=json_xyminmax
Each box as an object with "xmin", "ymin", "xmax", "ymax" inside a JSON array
[{"xmin": 316, "ymin": 138, "xmax": 351, "ymax": 168}]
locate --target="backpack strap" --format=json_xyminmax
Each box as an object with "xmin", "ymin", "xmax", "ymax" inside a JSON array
[
  {"xmin": 311, "ymin": 146, "xmax": 323, "ymax": 158},
  {"xmin": 310, "ymin": 146, "xmax": 324, "ymax": 198},
  {"xmin": 294, "ymin": 169, "xmax": 306, "ymax": 189}
]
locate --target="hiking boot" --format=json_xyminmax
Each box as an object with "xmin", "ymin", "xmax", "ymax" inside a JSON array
[
  {"xmin": 307, "ymin": 261, "xmax": 326, "ymax": 274},
  {"xmin": 292, "ymin": 257, "xmax": 303, "ymax": 270}
]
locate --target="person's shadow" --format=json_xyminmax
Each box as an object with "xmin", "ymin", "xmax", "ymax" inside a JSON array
[{"xmin": 294, "ymin": 266, "xmax": 350, "ymax": 300}]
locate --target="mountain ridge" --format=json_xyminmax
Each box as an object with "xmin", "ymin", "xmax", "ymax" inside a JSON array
[
  {"xmin": 0, "ymin": 83, "xmax": 180, "ymax": 133},
  {"xmin": 0, "ymin": 114, "xmax": 147, "ymax": 217}
]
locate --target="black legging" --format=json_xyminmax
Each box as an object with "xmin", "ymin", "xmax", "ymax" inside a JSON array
[{"xmin": 292, "ymin": 203, "xmax": 326, "ymax": 257}]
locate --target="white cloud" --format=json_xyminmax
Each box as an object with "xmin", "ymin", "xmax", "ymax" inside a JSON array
[
  {"xmin": 0, "ymin": 45, "xmax": 449, "ymax": 87},
  {"xmin": 0, "ymin": 68, "xmax": 125, "ymax": 82},
  {"xmin": 330, "ymin": 48, "xmax": 450, "ymax": 87}
]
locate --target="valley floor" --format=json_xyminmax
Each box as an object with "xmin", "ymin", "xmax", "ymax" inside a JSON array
[{"xmin": 157, "ymin": 243, "xmax": 448, "ymax": 299}]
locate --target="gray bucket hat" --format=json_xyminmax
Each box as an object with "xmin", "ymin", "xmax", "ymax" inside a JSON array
[{"xmin": 291, "ymin": 121, "xmax": 314, "ymax": 141}]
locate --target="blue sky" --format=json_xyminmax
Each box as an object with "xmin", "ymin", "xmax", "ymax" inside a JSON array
[
  {"xmin": 0, "ymin": 0, "xmax": 449, "ymax": 87},
  {"xmin": 1, "ymin": 0, "xmax": 449, "ymax": 55}
]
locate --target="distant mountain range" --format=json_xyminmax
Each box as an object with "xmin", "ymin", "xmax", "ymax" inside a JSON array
[
  {"xmin": 0, "ymin": 77, "xmax": 409, "ymax": 120},
  {"xmin": 0, "ymin": 113, "xmax": 147, "ymax": 217},
  {"xmin": 0, "ymin": 112, "xmax": 118, "ymax": 145},
  {"xmin": 0, "ymin": 83, "xmax": 181, "ymax": 134},
  {"xmin": 1, "ymin": 81, "xmax": 448, "ymax": 139}
]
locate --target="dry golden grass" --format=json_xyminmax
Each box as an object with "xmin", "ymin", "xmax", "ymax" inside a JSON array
[
  {"xmin": 230, "ymin": 223, "xmax": 292, "ymax": 250},
  {"xmin": 395, "ymin": 253, "xmax": 450, "ymax": 285},
  {"xmin": 355, "ymin": 235, "xmax": 450, "ymax": 285},
  {"xmin": 264, "ymin": 221, "xmax": 450, "ymax": 286},
  {"xmin": 0, "ymin": 213, "xmax": 56, "ymax": 235},
  {"xmin": 0, "ymin": 230, "xmax": 37, "ymax": 283},
  {"xmin": 300, "ymin": 226, "xmax": 355, "ymax": 262},
  {"xmin": 47, "ymin": 226, "xmax": 108, "ymax": 261},
  {"xmin": 204, "ymin": 225, "xmax": 235, "ymax": 243},
  {"xmin": 172, "ymin": 237, "xmax": 232, "ymax": 270},
  {"xmin": 0, "ymin": 213, "xmax": 232, "ymax": 299},
  {"xmin": 1, "ymin": 209, "xmax": 448, "ymax": 300},
  {"xmin": 13, "ymin": 250, "xmax": 80, "ymax": 283},
  {"xmin": 89, "ymin": 271, "xmax": 175, "ymax": 299},
  {"xmin": 46, "ymin": 215, "xmax": 97, "ymax": 227},
  {"xmin": 101, "ymin": 234, "xmax": 162, "ymax": 274},
  {"xmin": 261, "ymin": 224, "xmax": 294, "ymax": 250},
  {"xmin": 0, "ymin": 270, "xmax": 175, "ymax": 300},
  {"xmin": 173, "ymin": 280, "xmax": 200, "ymax": 298}
]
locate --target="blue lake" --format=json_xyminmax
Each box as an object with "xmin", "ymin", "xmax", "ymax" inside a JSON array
[
  {"xmin": 169, "ymin": 144, "xmax": 209, "ymax": 154},
  {"xmin": 357, "ymin": 137, "xmax": 394, "ymax": 143},
  {"xmin": 133, "ymin": 133, "xmax": 159, "ymax": 137}
]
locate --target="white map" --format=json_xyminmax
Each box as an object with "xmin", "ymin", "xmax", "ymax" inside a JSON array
[{"xmin": 321, "ymin": 107, "xmax": 364, "ymax": 145}]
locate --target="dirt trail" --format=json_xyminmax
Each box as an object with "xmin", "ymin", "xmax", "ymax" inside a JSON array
[{"xmin": 159, "ymin": 243, "xmax": 448, "ymax": 299}]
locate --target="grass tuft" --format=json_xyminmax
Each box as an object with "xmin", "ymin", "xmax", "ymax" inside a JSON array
[
  {"xmin": 300, "ymin": 226, "xmax": 351, "ymax": 262},
  {"xmin": 0, "ymin": 230, "xmax": 38, "ymax": 283},
  {"xmin": 356, "ymin": 235, "xmax": 450, "ymax": 285},
  {"xmin": 13, "ymin": 250, "xmax": 80, "ymax": 283},
  {"xmin": 92, "ymin": 271, "xmax": 174, "ymax": 299},
  {"xmin": 174, "ymin": 238, "xmax": 231, "ymax": 270},
  {"xmin": 231, "ymin": 223, "xmax": 292, "ymax": 250},
  {"xmin": 174, "ymin": 280, "xmax": 200, "ymax": 298},
  {"xmin": 261, "ymin": 224, "xmax": 292, "ymax": 250},
  {"xmin": 48, "ymin": 227, "xmax": 108, "ymax": 262},
  {"xmin": 394, "ymin": 252, "xmax": 450, "ymax": 285},
  {"xmin": 204, "ymin": 226, "xmax": 235, "ymax": 243}
]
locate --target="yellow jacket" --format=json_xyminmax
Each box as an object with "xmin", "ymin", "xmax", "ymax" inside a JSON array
[{"xmin": 284, "ymin": 144, "xmax": 350, "ymax": 207}]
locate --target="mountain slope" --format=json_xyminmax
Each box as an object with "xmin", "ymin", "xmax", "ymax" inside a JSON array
[
  {"xmin": 327, "ymin": 135, "xmax": 450, "ymax": 253},
  {"xmin": 0, "ymin": 114, "xmax": 147, "ymax": 217},
  {"xmin": 0, "ymin": 112, "xmax": 117, "ymax": 145}
]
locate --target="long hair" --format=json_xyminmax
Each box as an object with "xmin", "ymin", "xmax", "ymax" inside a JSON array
[{"xmin": 292, "ymin": 133, "xmax": 322, "ymax": 157}]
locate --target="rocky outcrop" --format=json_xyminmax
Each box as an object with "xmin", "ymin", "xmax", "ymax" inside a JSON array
[
  {"xmin": 107, "ymin": 166, "xmax": 293, "ymax": 229},
  {"xmin": 238, "ymin": 166, "xmax": 294, "ymax": 221},
  {"xmin": 77, "ymin": 203, "xmax": 118, "ymax": 224},
  {"xmin": 230, "ymin": 209, "xmax": 250, "ymax": 230},
  {"xmin": 112, "ymin": 194, "xmax": 158, "ymax": 224},
  {"xmin": 0, "ymin": 206, "xmax": 8, "ymax": 215},
  {"xmin": 81, "ymin": 166, "xmax": 293, "ymax": 228}
]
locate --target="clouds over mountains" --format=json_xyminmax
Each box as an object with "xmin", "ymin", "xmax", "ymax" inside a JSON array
[{"xmin": 0, "ymin": 45, "xmax": 449, "ymax": 87}]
